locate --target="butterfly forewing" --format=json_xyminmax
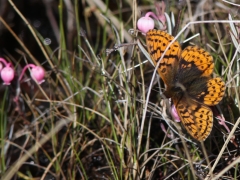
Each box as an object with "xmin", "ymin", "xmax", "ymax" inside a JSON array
[
  {"xmin": 146, "ymin": 29, "xmax": 181, "ymax": 86},
  {"xmin": 180, "ymin": 46, "xmax": 214, "ymax": 77}
]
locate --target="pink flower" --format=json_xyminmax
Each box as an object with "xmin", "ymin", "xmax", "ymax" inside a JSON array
[
  {"xmin": 31, "ymin": 66, "xmax": 45, "ymax": 84},
  {"xmin": 19, "ymin": 64, "xmax": 45, "ymax": 84},
  {"xmin": 171, "ymin": 105, "xmax": 181, "ymax": 122},
  {"xmin": 137, "ymin": 1, "xmax": 167, "ymax": 34},
  {"xmin": 137, "ymin": 16, "xmax": 154, "ymax": 34},
  {"xmin": 1, "ymin": 66, "xmax": 15, "ymax": 85}
]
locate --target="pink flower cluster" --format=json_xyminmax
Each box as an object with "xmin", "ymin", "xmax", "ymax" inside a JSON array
[{"xmin": 0, "ymin": 57, "xmax": 45, "ymax": 85}]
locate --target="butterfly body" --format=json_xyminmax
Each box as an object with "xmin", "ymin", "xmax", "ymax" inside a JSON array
[{"xmin": 146, "ymin": 29, "xmax": 225, "ymax": 141}]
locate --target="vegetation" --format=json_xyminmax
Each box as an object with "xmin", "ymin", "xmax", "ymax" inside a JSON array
[{"xmin": 0, "ymin": 0, "xmax": 239, "ymax": 179}]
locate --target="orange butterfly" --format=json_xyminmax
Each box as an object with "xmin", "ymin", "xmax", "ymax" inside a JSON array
[{"xmin": 146, "ymin": 29, "xmax": 225, "ymax": 141}]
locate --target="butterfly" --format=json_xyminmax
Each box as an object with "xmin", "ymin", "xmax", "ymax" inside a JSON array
[{"xmin": 146, "ymin": 29, "xmax": 225, "ymax": 141}]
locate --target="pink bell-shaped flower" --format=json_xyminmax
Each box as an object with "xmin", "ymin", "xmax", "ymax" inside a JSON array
[
  {"xmin": 137, "ymin": 16, "xmax": 155, "ymax": 34},
  {"xmin": 30, "ymin": 66, "xmax": 45, "ymax": 84},
  {"xmin": 1, "ymin": 66, "xmax": 15, "ymax": 85}
]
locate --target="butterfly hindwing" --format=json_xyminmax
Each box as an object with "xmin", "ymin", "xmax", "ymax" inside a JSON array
[
  {"xmin": 196, "ymin": 77, "xmax": 225, "ymax": 106},
  {"xmin": 173, "ymin": 97, "xmax": 213, "ymax": 141}
]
